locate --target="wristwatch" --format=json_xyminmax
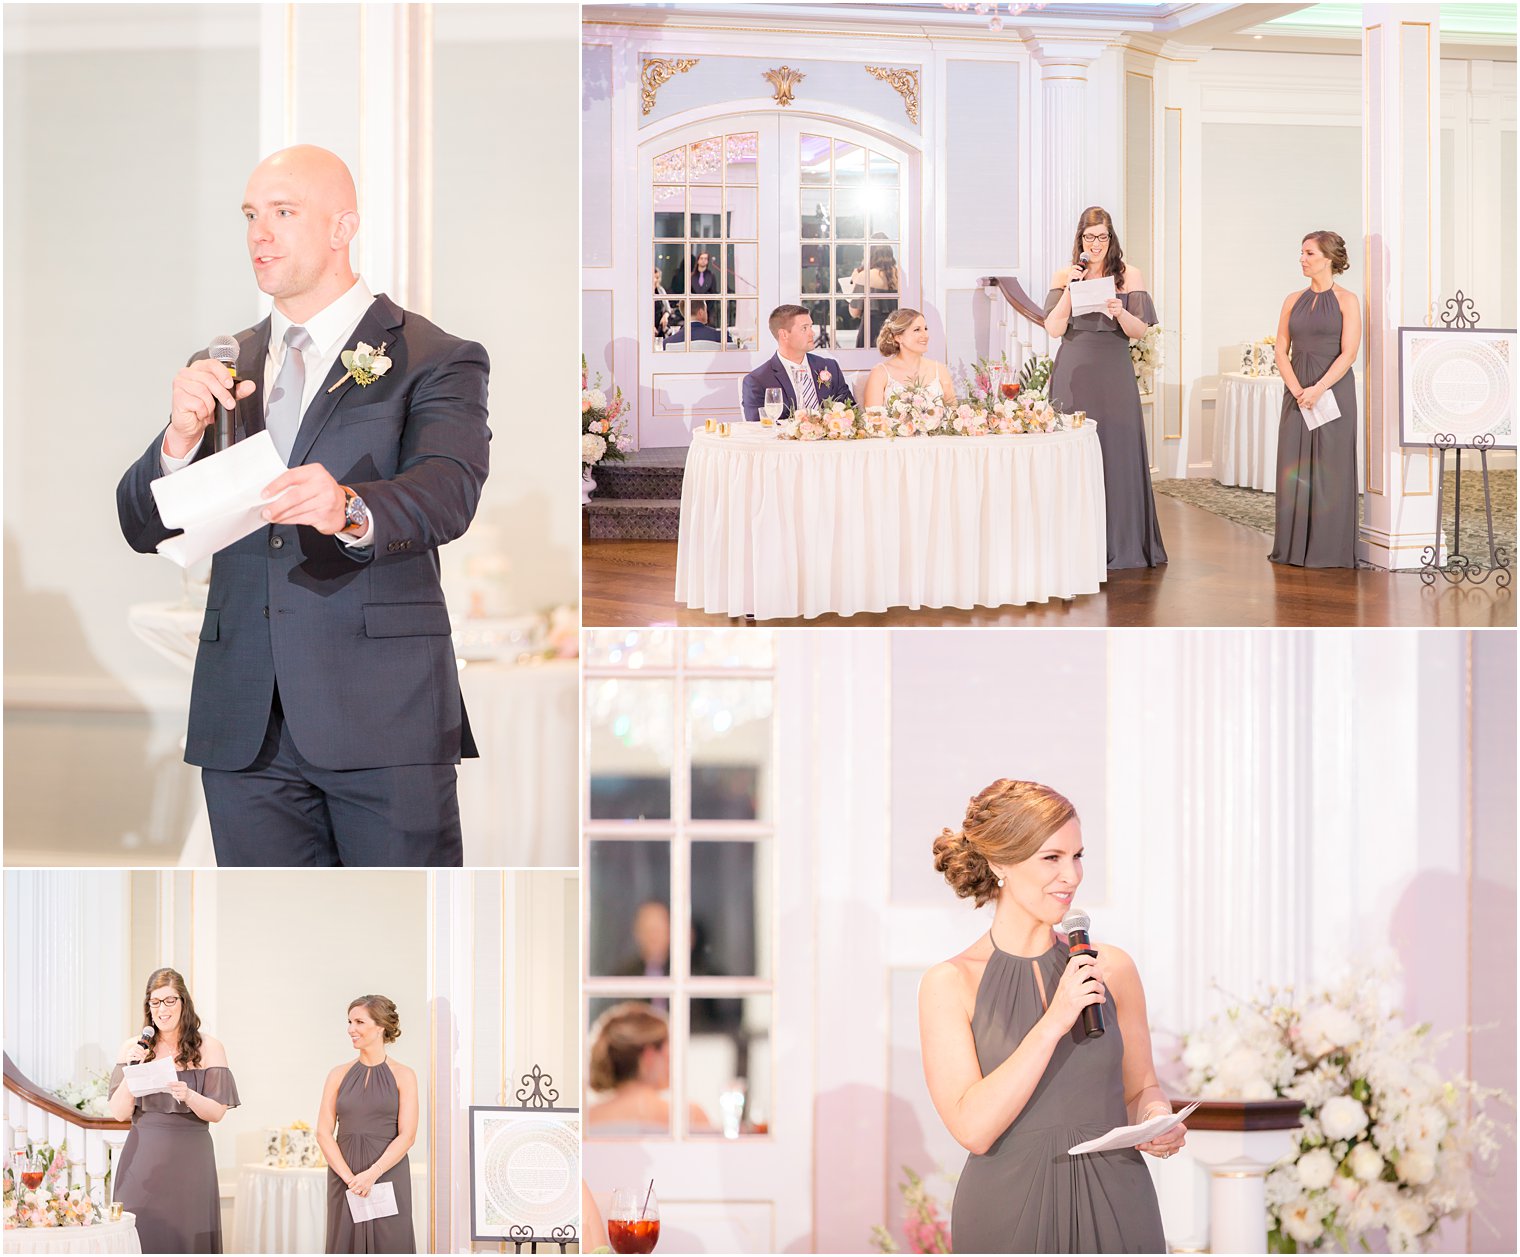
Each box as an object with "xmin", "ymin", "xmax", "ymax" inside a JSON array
[{"xmin": 340, "ymin": 486, "xmax": 370, "ymax": 537}]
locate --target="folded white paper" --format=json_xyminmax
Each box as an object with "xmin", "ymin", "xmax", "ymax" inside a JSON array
[
  {"xmin": 346, "ymin": 1180, "xmax": 398, "ymax": 1224},
  {"xmin": 1069, "ymin": 275, "xmax": 1118, "ymax": 318},
  {"xmin": 1300, "ymin": 390, "xmax": 1342, "ymax": 430},
  {"xmin": 1067, "ymin": 1101, "xmax": 1199, "ymax": 1156},
  {"xmin": 122, "ymin": 1056, "xmax": 178, "ymax": 1098},
  {"xmin": 149, "ymin": 430, "xmax": 291, "ymax": 568}
]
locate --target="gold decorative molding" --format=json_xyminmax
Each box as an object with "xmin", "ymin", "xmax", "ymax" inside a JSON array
[
  {"xmin": 640, "ymin": 56, "xmax": 698, "ymax": 116},
  {"xmin": 763, "ymin": 64, "xmax": 806, "ymax": 107},
  {"xmin": 864, "ymin": 65, "xmax": 921, "ymax": 124}
]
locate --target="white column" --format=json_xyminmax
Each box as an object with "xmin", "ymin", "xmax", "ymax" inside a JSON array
[
  {"xmin": 1025, "ymin": 36, "xmax": 1104, "ymax": 282},
  {"xmin": 1360, "ymin": 6, "xmax": 1443, "ymax": 569},
  {"xmin": 1188, "ymin": 1129, "xmax": 1300, "ymax": 1253},
  {"xmin": 427, "ymin": 871, "xmax": 474, "ymax": 1254},
  {"xmin": 258, "ymin": 3, "xmax": 431, "ymax": 310}
]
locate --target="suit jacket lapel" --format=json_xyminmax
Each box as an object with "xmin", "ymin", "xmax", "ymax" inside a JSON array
[
  {"xmin": 235, "ymin": 319, "xmax": 271, "ymax": 442},
  {"xmin": 770, "ymin": 355, "xmax": 797, "ymax": 412},
  {"xmin": 288, "ymin": 294, "xmax": 404, "ymax": 467}
]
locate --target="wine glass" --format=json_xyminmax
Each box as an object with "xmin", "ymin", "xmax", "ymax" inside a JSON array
[
  {"xmin": 608, "ymin": 1185, "xmax": 661, "ymax": 1254},
  {"xmin": 762, "ymin": 387, "xmax": 783, "ymax": 425},
  {"xmin": 19, "ymin": 1150, "xmax": 45, "ymax": 1194}
]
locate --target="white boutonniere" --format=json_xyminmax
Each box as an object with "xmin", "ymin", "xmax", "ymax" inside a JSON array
[
  {"xmin": 327, "ymin": 341, "xmax": 392, "ymax": 393},
  {"xmin": 817, "ymin": 368, "xmax": 832, "ymax": 386}
]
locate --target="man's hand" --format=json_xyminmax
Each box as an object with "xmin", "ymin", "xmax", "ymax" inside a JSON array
[
  {"xmin": 167, "ymin": 360, "xmax": 256, "ymax": 459},
  {"xmin": 262, "ymin": 465, "xmax": 346, "ymax": 534}
]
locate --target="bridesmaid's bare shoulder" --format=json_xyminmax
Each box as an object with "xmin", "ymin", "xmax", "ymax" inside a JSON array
[
  {"xmin": 923, "ymin": 935, "xmax": 994, "ymax": 1016},
  {"xmin": 1122, "ymin": 264, "xmax": 1145, "ymax": 292},
  {"xmin": 114, "ymin": 1036, "xmax": 140, "ymax": 1063},
  {"xmin": 1051, "ymin": 265, "xmax": 1075, "ymax": 290},
  {"xmin": 388, "ymin": 1058, "xmax": 418, "ymax": 1085},
  {"xmin": 1334, "ymin": 284, "xmax": 1359, "ymax": 308},
  {"xmin": 197, "ymin": 1035, "xmax": 229, "ymax": 1067}
]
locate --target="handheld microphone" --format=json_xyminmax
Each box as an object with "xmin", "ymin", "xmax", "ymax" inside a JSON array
[
  {"xmin": 136, "ymin": 1024, "xmax": 156, "ymax": 1058},
  {"xmin": 1060, "ymin": 907, "xmax": 1105, "ymax": 1039},
  {"xmin": 208, "ymin": 334, "xmax": 240, "ymax": 452}
]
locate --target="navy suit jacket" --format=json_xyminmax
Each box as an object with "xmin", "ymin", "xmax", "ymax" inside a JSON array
[
  {"xmin": 117, "ymin": 294, "xmax": 490, "ymax": 773},
  {"xmin": 741, "ymin": 352, "xmax": 855, "ymax": 421},
  {"xmin": 666, "ymin": 322, "xmax": 726, "ymax": 345}
]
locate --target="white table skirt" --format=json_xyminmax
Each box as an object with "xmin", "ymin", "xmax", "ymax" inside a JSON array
[
  {"xmin": 231, "ymin": 1164, "xmax": 427, "ymax": 1254},
  {"xmin": 675, "ymin": 425, "xmax": 1108, "ymax": 619},
  {"xmin": 4, "ymin": 1215, "xmax": 141, "ymax": 1254},
  {"xmin": 127, "ymin": 603, "xmax": 576, "ymax": 867},
  {"xmin": 1214, "ymin": 372, "xmax": 1284, "ymax": 492}
]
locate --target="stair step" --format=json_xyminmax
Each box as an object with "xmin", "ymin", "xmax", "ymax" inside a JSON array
[
  {"xmin": 596, "ymin": 463, "xmax": 686, "ymax": 499},
  {"xmin": 585, "ymin": 498, "xmax": 682, "ymax": 542}
]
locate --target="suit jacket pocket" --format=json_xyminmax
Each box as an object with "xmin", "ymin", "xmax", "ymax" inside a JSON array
[
  {"xmin": 363, "ymin": 602, "xmax": 452, "ymax": 638},
  {"xmin": 338, "ymin": 399, "xmax": 407, "ymax": 426},
  {"xmin": 199, "ymin": 609, "xmax": 220, "ymax": 642}
]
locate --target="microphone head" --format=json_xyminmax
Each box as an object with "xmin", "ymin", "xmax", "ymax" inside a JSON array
[
  {"xmin": 208, "ymin": 334, "xmax": 239, "ymax": 367},
  {"xmin": 1079, "ymin": 251, "xmax": 1091, "ymax": 265},
  {"xmin": 1060, "ymin": 907, "xmax": 1091, "ymax": 935}
]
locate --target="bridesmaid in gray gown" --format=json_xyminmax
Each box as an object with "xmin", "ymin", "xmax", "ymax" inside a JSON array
[
  {"xmin": 108, "ymin": 968, "xmax": 239, "ymax": 1254},
  {"xmin": 920, "ymin": 781, "xmax": 1184, "ymax": 1253},
  {"xmin": 1269, "ymin": 231, "xmax": 1361, "ymax": 567},
  {"xmin": 318, "ymin": 996, "xmax": 418, "ymax": 1253},
  {"xmin": 1044, "ymin": 207, "xmax": 1167, "ymax": 569}
]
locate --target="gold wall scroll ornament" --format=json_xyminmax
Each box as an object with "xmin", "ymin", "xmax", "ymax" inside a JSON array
[
  {"xmin": 640, "ymin": 56, "xmax": 699, "ymax": 116},
  {"xmin": 864, "ymin": 65, "xmax": 921, "ymax": 125},
  {"xmin": 763, "ymin": 65, "xmax": 806, "ymax": 107}
]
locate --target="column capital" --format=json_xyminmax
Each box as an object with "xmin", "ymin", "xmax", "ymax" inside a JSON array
[{"xmin": 1021, "ymin": 31, "xmax": 1108, "ymax": 79}]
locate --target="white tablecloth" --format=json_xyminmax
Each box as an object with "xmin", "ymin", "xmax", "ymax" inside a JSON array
[
  {"xmin": 4, "ymin": 1215, "xmax": 142, "ymax": 1253},
  {"xmin": 1214, "ymin": 372, "xmax": 1284, "ymax": 491},
  {"xmin": 127, "ymin": 603, "xmax": 576, "ymax": 867},
  {"xmin": 231, "ymin": 1164, "xmax": 428, "ymax": 1253},
  {"xmin": 675, "ymin": 425, "xmax": 1108, "ymax": 619}
]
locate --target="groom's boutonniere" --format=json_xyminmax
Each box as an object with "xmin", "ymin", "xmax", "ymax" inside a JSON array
[
  {"xmin": 327, "ymin": 341, "xmax": 392, "ymax": 393},
  {"xmin": 817, "ymin": 368, "xmax": 833, "ymax": 387}
]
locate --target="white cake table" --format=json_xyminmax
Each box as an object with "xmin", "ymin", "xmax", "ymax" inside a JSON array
[
  {"xmin": 1214, "ymin": 372, "xmax": 1284, "ymax": 492},
  {"xmin": 231, "ymin": 1164, "xmax": 427, "ymax": 1253},
  {"xmin": 4, "ymin": 1214, "xmax": 142, "ymax": 1253}
]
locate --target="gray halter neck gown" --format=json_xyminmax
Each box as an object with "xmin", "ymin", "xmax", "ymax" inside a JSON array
[
  {"xmin": 326, "ymin": 1059, "xmax": 415, "ymax": 1253},
  {"xmin": 1044, "ymin": 287, "xmax": 1168, "ymax": 569},
  {"xmin": 110, "ymin": 1061, "xmax": 240, "ymax": 1254},
  {"xmin": 950, "ymin": 937, "xmax": 1166, "ymax": 1253},
  {"xmin": 1269, "ymin": 286, "xmax": 1359, "ymax": 567}
]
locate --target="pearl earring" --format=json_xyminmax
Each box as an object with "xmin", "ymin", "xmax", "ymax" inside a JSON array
[{"xmin": 996, "ymin": 877, "xmax": 1005, "ymax": 888}]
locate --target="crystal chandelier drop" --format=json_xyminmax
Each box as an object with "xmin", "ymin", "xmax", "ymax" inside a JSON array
[{"xmin": 940, "ymin": 2, "xmax": 1048, "ymax": 31}]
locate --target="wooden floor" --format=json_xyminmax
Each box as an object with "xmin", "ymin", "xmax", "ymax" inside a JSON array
[{"xmin": 582, "ymin": 494, "xmax": 1517, "ymax": 628}]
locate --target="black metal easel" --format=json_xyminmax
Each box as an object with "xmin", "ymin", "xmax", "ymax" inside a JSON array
[{"xmin": 469, "ymin": 1066, "xmax": 579, "ymax": 1255}]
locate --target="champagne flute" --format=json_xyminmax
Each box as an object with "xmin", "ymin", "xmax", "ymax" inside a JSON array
[
  {"xmin": 608, "ymin": 1184, "xmax": 661, "ymax": 1254},
  {"xmin": 762, "ymin": 387, "xmax": 783, "ymax": 425}
]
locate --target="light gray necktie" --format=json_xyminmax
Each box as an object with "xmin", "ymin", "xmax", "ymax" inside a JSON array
[
  {"xmin": 265, "ymin": 325, "xmax": 312, "ymax": 464},
  {"xmin": 794, "ymin": 362, "xmax": 820, "ymax": 411}
]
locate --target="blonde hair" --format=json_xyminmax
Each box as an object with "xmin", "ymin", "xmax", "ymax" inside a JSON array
[
  {"xmin": 877, "ymin": 308, "xmax": 925, "ymax": 358},
  {"xmin": 588, "ymin": 1003, "xmax": 668, "ymax": 1092},
  {"xmin": 931, "ymin": 780, "xmax": 1078, "ymax": 907}
]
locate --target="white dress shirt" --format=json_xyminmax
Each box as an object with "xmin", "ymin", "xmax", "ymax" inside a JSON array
[
  {"xmin": 161, "ymin": 277, "xmax": 377, "ymax": 547},
  {"xmin": 776, "ymin": 350, "xmax": 815, "ymax": 401}
]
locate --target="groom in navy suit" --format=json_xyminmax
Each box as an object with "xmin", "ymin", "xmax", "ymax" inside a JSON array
[
  {"xmin": 117, "ymin": 145, "xmax": 488, "ymax": 867},
  {"xmin": 741, "ymin": 304, "xmax": 855, "ymax": 421}
]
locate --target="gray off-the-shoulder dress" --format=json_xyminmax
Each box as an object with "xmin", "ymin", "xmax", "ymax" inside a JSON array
[
  {"xmin": 110, "ymin": 1061, "xmax": 240, "ymax": 1254},
  {"xmin": 326, "ymin": 1059, "xmax": 415, "ymax": 1253},
  {"xmin": 949, "ymin": 937, "xmax": 1166, "ymax": 1253},
  {"xmin": 1044, "ymin": 287, "xmax": 1168, "ymax": 569}
]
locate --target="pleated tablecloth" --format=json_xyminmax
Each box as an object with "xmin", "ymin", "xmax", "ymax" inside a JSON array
[
  {"xmin": 675, "ymin": 425, "xmax": 1108, "ymax": 619},
  {"xmin": 4, "ymin": 1216, "xmax": 142, "ymax": 1253},
  {"xmin": 232, "ymin": 1164, "xmax": 428, "ymax": 1254},
  {"xmin": 1214, "ymin": 372, "xmax": 1284, "ymax": 491}
]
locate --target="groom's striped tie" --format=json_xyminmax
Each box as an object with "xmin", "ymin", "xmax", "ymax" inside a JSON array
[{"xmin": 795, "ymin": 363, "xmax": 820, "ymax": 412}]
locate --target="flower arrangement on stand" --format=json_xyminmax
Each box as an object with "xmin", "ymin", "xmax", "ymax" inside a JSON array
[
  {"xmin": 54, "ymin": 1069, "xmax": 114, "ymax": 1119},
  {"xmin": 869, "ymin": 1166, "xmax": 952, "ymax": 1254},
  {"xmin": 1182, "ymin": 961, "xmax": 1508, "ymax": 1254},
  {"xmin": 1130, "ymin": 325, "xmax": 1163, "ymax": 394},
  {"xmin": 3, "ymin": 1142, "xmax": 105, "ymax": 1230},
  {"xmin": 581, "ymin": 355, "xmax": 630, "ymax": 503}
]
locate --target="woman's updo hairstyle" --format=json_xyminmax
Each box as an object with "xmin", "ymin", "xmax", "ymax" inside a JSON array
[
  {"xmin": 932, "ymin": 779, "xmax": 1078, "ymax": 907},
  {"xmin": 877, "ymin": 307, "xmax": 924, "ymax": 358},
  {"xmin": 588, "ymin": 1002, "xmax": 668, "ymax": 1092},
  {"xmin": 1303, "ymin": 230, "xmax": 1350, "ymax": 275},
  {"xmin": 348, "ymin": 995, "xmax": 401, "ymax": 1043}
]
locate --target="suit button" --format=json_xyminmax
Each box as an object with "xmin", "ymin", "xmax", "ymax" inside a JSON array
[
  {"xmin": 263, "ymin": 606, "xmax": 269, "ymax": 618},
  {"xmin": 271, "ymin": 536, "xmax": 284, "ymax": 550}
]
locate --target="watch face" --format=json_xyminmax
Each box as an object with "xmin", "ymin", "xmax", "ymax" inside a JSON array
[{"xmin": 346, "ymin": 493, "xmax": 369, "ymax": 528}]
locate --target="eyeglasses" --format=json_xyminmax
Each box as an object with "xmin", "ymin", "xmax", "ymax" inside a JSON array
[
  {"xmin": 148, "ymin": 996, "xmax": 180, "ymax": 1010},
  {"xmin": 1081, "ymin": 233, "xmax": 1110, "ymax": 245}
]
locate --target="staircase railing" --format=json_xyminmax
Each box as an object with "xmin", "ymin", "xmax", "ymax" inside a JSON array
[
  {"xmin": 4, "ymin": 1053, "xmax": 131, "ymax": 1207},
  {"xmin": 981, "ymin": 276, "xmax": 1053, "ymax": 372}
]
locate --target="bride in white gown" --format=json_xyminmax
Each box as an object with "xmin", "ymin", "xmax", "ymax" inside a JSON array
[{"xmin": 861, "ymin": 308, "xmax": 959, "ymax": 408}]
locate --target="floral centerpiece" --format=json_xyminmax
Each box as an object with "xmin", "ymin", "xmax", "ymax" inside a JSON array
[
  {"xmin": 1130, "ymin": 325, "xmax": 1163, "ymax": 392},
  {"xmin": 963, "ymin": 353, "xmax": 1023, "ymax": 408},
  {"xmin": 870, "ymin": 1166, "xmax": 952, "ymax": 1254},
  {"xmin": 55, "ymin": 1069, "xmax": 114, "ymax": 1119},
  {"xmin": 581, "ymin": 356, "xmax": 630, "ymax": 501},
  {"xmin": 3, "ymin": 1143, "xmax": 106, "ymax": 1230},
  {"xmin": 1182, "ymin": 962, "xmax": 1506, "ymax": 1253}
]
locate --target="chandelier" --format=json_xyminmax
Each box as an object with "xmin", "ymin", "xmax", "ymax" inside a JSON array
[{"xmin": 940, "ymin": 2, "xmax": 1048, "ymax": 31}]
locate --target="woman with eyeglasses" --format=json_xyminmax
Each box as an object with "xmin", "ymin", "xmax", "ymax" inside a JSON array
[
  {"xmin": 108, "ymin": 968, "xmax": 239, "ymax": 1253},
  {"xmin": 1044, "ymin": 206, "xmax": 1168, "ymax": 569},
  {"xmin": 317, "ymin": 995, "xmax": 418, "ymax": 1253}
]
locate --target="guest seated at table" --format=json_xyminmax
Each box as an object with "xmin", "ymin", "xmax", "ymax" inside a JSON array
[
  {"xmin": 109, "ymin": 967, "xmax": 239, "ymax": 1254},
  {"xmin": 654, "ymin": 267, "xmax": 679, "ymax": 338},
  {"xmin": 587, "ymin": 1003, "xmax": 713, "ymax": 1134},
  {"xmin": 861, "ymin": 309, "xmax": 957, "ymax": 409},
  {"xmin": 317, "ymin": 996, "xmax": 417, "ymax": 1254},
  {"xmin": 665, "ymin": 300, "xmax": 728, "ymax": 347},
  {"xmin": 741, "ymin": 303, "xmax": 856, "ymax": 421}
]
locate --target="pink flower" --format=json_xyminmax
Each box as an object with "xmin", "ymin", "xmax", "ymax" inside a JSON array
[
  {"xmin": 581, "ymin": 396, "xmax": 591, "ymax": 413},
  {"xmin": 818, "ymin": 369, "xmax": 832, "ymax": 385}
]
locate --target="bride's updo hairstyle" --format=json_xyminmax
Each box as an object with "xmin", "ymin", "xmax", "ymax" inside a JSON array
[
  {"xmin": 932, "ymin": 779, "xmax": 1077, "ymax": 907},
  {"xmin": 877, "ymin": 307, "xmax": 924, "ymax": 357}
]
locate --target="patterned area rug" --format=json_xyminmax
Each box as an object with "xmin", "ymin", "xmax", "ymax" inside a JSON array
[{"xmin": 1154, "ymin": 470, "xmax": 1517, "ymax": 562}]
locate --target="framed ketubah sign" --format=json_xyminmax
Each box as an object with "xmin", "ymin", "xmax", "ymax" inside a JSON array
[
  {"xmin": 1398, "ymin": 325, "xmax": 1517, "ymax": 449},
  {"xmin": 469, "ymin": 1066, "xmax": 580, "ymax": 1248}
]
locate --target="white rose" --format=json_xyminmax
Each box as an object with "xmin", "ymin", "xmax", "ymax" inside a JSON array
[
  {"xmin": 1296, "ymin": 1147, "xmax": 1337, "ymax": 1191},
  {"xmin": 1280, "ymin": 1197, "xmax": 1325, "ymax": 1245},
  {"xmin": 1348, "ymin": 1140, "xmax": 1385, "ymax": 1182},
  {"xmin": 1397, "ymin": 1147, "xmax": 1435, "ymax": 1186},
  {"xmin": 1349, "ymin": 1180, "xmax": 1396, "ymax": 1230},
  {"xmin": 1390, "ymin": 1197, "xmax": 1432, "ymax": 1241},
  {"xmin": 1301, "ymin": 1004, "xmax": 1361, "ymax": 1056},
  {"xmin": 1216, "ymin": 1045, "xmax": 1269, "ymax": 1095},
  {"xmin": 585, "ymin": 388, "xmax": 608, "ymax": 411},
  {"xmin": 581, "ymin": 432, "xmax": 607, "ymax": 464},
  {"xmin": 1320, "ymin": 1095, "xmax": 1370, "ymax": 1142}
]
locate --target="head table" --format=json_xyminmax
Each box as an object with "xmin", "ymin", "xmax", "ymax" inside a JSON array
[
  {"xmin": 4, "ymin": 1214, "xmax": 141, "ymax": 1254},
  {"xmin": 675, "ymin": 423, "xmax": 1108, "ymax": 620}
]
